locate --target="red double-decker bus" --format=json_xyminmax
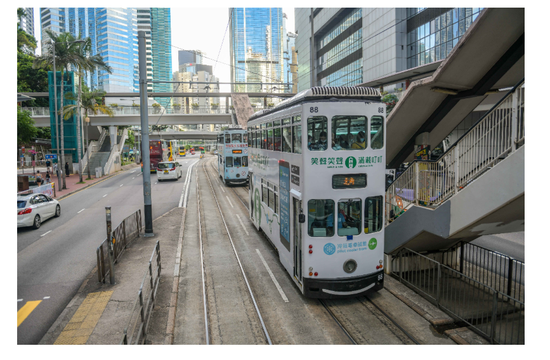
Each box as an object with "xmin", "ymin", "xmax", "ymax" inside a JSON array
[{"xmin": 149, "ymin": 140, "xmax": 168, "ymax": 172}]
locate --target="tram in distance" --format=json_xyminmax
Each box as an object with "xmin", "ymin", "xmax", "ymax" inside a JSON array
[
  {"xmin": 247, "ymin": 86, "xmax": 386, "ymax": 299},
  {"xmin": 216, "ymin": 128, "xmax": 249, "ymax": 185}
]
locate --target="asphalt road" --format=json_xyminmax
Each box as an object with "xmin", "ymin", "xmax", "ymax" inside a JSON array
[{"xmin": 17, "ymin": 154, "xmax": 200, "ymax": 344}]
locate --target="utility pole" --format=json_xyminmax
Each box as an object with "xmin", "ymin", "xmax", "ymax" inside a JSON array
[
  {"xmin": 138, "ymin": 31, "xmax": 154, "ymax": 236},
  {"xmin": 310, "ymin": 8, "xmax": 316, "ymax": 88}
]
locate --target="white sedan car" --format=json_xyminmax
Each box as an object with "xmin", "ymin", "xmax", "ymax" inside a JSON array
[
  {"xmin": 17, "ymin": 193, "xmax": 61, "ymax": 229},
  {"xmin": 156, "ymin": 161, "xmax": 183, "ymax": 181}
]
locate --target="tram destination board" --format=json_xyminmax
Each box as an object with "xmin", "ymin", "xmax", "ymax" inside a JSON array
[{"xmin": 332, "ymin": 174, "xmax": 367, "ymax": 189}]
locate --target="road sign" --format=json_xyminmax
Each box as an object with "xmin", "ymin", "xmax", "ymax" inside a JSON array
[{"xmin": 45, "ymin": 154, "xmax": 58, "ymax": 160}]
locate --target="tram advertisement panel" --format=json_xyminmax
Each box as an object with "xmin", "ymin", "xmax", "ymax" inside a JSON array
[{"xmin": 279, "ymin": 161, "xmax": 291, "ymax": 251}]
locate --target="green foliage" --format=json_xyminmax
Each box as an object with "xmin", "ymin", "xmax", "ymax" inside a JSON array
[
  {"xmin": 36, "ymin": 127, "xmax": 51, "ymax": 139},
  {"xmin": 125, "ymin": 131, "xmax": 135, "ymax": 148},
  {"xmin": 381, "ymin": 93, "xmax": 399, "ymax": 115},
  {"xmin": 151, "ymin": 125, "xmax": 169, "ymax": 132},
  {"xmin": 152, "ymin": 103, "xmax": 161, "ymax": 107},
  {"xmin": 17, "ymin": 106, "xmax": 37, "ymax": 145},
  {"xmin": 191, "ymin": 103, "xmax": 199, "ymax": 108}
]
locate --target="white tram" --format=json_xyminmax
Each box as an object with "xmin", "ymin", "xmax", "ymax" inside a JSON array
[
  {"xmin": 247, "ymin": 86, "xmax": 386, "ymax": 298},
  {"xmin": 217, "ymin": 128, "xmax": 249, "ymax": 185}
]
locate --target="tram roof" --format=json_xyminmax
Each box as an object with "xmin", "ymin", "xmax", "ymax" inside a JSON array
[{"xmin": 248, "ymin": 86, "xmax": 382, "ymax": 123}]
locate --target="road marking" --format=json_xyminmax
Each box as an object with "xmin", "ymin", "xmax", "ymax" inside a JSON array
[
  {"xmin": 54, "ymin": 291, "xmax": 113, "ymax": 345},
  {"xmin": 18, "ymin": 300, "xmax": 42, "ymax": 327},
  {"xmin": 256, "ymin": 249, "xmax": 289, "ymax": 303},
  {"xmin": 131, "ymin": 170, "xmax": 136, "ymax": 173},
  {"xmin": 17, "ymin": 299, "xmax": 23, "ymax": 302},
  {"xmin": 43, "ymin": 296, "xmax": 50, "ymax": 300},
  {"xmin": 218, "ymin": 182, "xmax": 226, "ymax": 193},
  {"xmin": 181, "ymin": 160, "xmax": 199, "ymax": 208},
  {"xmin": 120, "ymin": 184, "xmax": 123, "ymax": 187},
  {"xmin": 226, "ymin": 196, "xmax": 234, "ymax": 208},
  {"xmin": 103, "ymin": 194, "xmax": 107, "ymax": 197},
  {"xmin": 77, "ymin": 209, "xmax": 85, "ymax": 214},
  {"xmin": 132, "ymin": 177, "xmax": 135, "ymax": 180},
  {"xmin": 236, "ymin": 214, "xmax": 249, "ymax": 236},
  {"xmin": 40, "ymin": 230, "xmax": 52, "ymax": 237}
]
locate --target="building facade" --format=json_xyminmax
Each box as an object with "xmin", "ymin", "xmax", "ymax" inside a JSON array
[
  {"xmin": 151, "ymin": 8, "xmax": 172, "ymax": 108},
  {"xmin": 229, "ymin": 8, "xmax": 285, "ymax": 94},
  {"xmin": 295, "ymin": 8, "xmax": 484, "ymax": 92},
  {"xmin": 18, "ymin": 8, "xmax": 35, "ymax": 38}
]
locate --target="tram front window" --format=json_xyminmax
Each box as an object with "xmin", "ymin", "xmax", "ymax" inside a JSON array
[
  {"xmin": 234, "ymin": 157, "xmax": 242, "ymax": 167},
  {"xmin": 232, "ymin": 133, "xmax": 242, "ymax": 143},
  {"xmin": 337, "ymin": 199, "xmax": 362, "ymax": 236},
  {"xmin": 242, "ymin": 156, "xmax": 248, "ymax": 167},
  {"xmin": 226, "ymin": 157, "xmax": 233, "ymax": 167},
  {"xmin": 308, "ymin": 116, "xmax": 328, "ymax": 151},
  {"xmin": 308, "ymin": 199, "xmax": 335, "ymax": 237},
  {"xmin": 332, "ymin": 116, "xmax": 367, "ymax": 150}
]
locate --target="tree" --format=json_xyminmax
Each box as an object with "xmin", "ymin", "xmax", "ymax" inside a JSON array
[
  {"xmin": 62, "ymin": 88, "xmax": 114, "ymax": 179},
  {"xmin": 381, "ymin": 93, "xmax": 399, "ymax": 115},
  {"xmin": 17, "ymin": 106, "xmax": 37, "ymax": 145},
  {"xmin": 34, "ymin": 30, "xmax": 88, "ymax": 189}
]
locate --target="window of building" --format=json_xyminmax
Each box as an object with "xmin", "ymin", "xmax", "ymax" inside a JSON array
[{"xmin": 308, "ymin": 199, "xmax": 335, "ymax": 237}]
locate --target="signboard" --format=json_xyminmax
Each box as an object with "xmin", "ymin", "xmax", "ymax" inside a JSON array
[
  {"xmin": 279, "ymin": 161, "xmax": 291, "ymax": 251},
  {"xmin": 45, "ymin": 154, "xmax": 58, "ymax": 160},
  {"xmin": 415, "ymin": 145, "xmax": 430, "ymax": 160},
  {"xmin": 332, "ymin": 174, "xmax": 367, "ymax": 189}
]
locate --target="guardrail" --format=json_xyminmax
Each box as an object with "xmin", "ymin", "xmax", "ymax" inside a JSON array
[
  {"xmin": 391, "ymin": 247, "xmax": 524, "ymax": 344},
  {"xmin": 97, "ymin": 209, "xmax": 142, "ymax": 283},
  {"xmin": 120, "ymin": 240, "xmax": 161, "ymax": 345},
  {"xmin": 385, "ymin": 79, "xmax": 525, "ymax": 223}
]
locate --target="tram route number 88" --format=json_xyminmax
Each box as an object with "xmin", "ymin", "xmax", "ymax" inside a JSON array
[{"xmin": 310, "ymin": 107, "xmax": 319, "ymax": 113}]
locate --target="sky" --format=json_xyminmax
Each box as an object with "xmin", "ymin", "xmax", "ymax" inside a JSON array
[{"xmin": 31, "ymin": 5, "xmax": 295, "ymax": 94}]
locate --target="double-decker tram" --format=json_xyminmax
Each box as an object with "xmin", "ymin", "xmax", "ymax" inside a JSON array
[
  {"xmin": 247, "ymin": 86, "xmax": 386, "ymax": 298},
  {"xmin": 217, "ymin": 128, "xmax": 249, "ymax": 185}
]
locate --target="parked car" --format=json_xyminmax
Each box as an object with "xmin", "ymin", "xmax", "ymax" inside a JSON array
[
  {"xmin": 156, "ymin": 161, "xmax": 183, "ymax": 181},
  {"xmin": 17, "ymin": 193, "xmax": 60, "ymax": 229}
]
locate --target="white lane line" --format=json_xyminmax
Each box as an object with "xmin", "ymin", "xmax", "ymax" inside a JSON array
[
  {"xmin": 43, "ymin": 296, "xmax": 50, "ymax": 300},
  {"xmin": 132, "ymin": 177, "xmax": 135, "ymax": 180},
  {"xmin": 120, "ymin": 184, "xmax": 123, "ymax": 187},
  {"xmin": 40, "ymin": 230, "xmax": 52, "ymax": 237},
  {"xmin": 77, "ymin": 209, "xmax": 85, "ymax": 214},
  {"xmin": 103, "ymin": 194, "xmax": 107, "ymax": 197},
  {"xmin": 218, "ymin": 181, "xmax": 225, "ymax": 193},
  {"xmin": 236, "ymin": 214, "xmax": 249, "ymax": 236},
  {"xmin": 256, "ymin": 249, "xmax": 289, "ymax": 303},
  {"xmin": 225, "ymin": 196, "xmax": 234, "ymax": 208},
  {"xmin": 18, "ymin": 299, "xmax": 23, "ymax": 302},
  {"xmin": 181, "ymin": 160, "xmax": 199, "ymax": 208}
]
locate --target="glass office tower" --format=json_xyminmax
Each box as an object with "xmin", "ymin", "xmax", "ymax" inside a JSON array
[
  {"xmin": 151, "ymin": 8, "xmax": 172, "ymax": 108},
  {"xmin": 229, "ymin": 8, "xmax": 284, "ymax": 93}
]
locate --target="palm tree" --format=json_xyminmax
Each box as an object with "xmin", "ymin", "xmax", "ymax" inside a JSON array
[
  {"xmin": 72, "ymin": 37, "xmax": 112, "ymax": 182},
  {"xmin": 62, "ymin": 89, "xmax": 114, "ymax": 179},
  {"xmin": 33, "ymin": 30, "xmax": 86, "ymax": 189}
]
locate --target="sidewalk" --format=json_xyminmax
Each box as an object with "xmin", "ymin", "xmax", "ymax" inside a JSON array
[{"xmin": 18, "ymin": 163, "xmax": 140, "ymax": 200}]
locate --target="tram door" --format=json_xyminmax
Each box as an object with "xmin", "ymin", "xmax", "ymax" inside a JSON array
[{"xmin": 293, "ymin": 197, "xmax": 303, "ymax": 283}]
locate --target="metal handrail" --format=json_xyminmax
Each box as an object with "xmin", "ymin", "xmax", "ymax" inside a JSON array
[
  {"xmin": 121, "ymin": 240, "xmax": 161, "ymax": 345},
  {"xmin": 386, "ymin": 79, "xmax": 525, "ymax": 223}
]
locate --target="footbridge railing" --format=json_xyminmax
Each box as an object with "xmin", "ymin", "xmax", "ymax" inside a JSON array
[{"xmin": 386, "ymin": 79, "xmax": 524, "ymax": 224}]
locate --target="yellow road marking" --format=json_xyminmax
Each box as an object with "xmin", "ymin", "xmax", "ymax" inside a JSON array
[
  {"xmin": 54, "ymin": 291, "xmax": 113, "ymax": 345},
  {"xmin": 18, "ymin": 300, "xmax": 42, "ymax": 327}
]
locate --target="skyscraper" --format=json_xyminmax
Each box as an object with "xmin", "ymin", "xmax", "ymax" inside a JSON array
[
  {"xmin": 151, "ymin": 8, "xmax": 172, "ymax": 108},
  {"xmin": 229, "ymin": 8, "xmax": 284, "ymax": 93},
  {"xmin": 18, "ymin": 8, "xmax": 35, "ymax": 38}
]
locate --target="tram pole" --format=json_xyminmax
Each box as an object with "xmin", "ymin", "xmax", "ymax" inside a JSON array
[{"xmin": 138, "ymin": 31, "xmax": 154, "ymax": 236}]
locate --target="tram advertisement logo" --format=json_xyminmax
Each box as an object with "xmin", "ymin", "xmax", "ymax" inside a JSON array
[
  {"xmin": 368, "ymin": 238, "xmax": 377, "ymax": 250},
  {"xmin": 324, "ymin": 243, "xmax": 336, "ymax": 255},
  {"xmin": 345, "ymin": 156, "xmax": 357, "ymax": 169}
]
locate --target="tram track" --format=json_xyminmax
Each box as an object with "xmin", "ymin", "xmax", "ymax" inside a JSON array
[{"xmin": 198, "ymin": 160, "xmax": 272, "ymax": 345}]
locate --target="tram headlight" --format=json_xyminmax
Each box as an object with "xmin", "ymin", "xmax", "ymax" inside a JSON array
[{"xmin": 343, "ymin": 259, "xmax": 357, "ymax": 274}]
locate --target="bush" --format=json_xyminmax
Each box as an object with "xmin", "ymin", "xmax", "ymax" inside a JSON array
[{"xmin": 381, "ymin": 93, "xmax": 399, "ymax": 115}]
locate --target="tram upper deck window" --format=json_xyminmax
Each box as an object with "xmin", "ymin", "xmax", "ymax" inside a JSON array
[
  {"xmin": 226, "ymin": 157, "xmax": 233, "ymax": 167},
  {"xmin": 282, "ymin": 126, "xmax": 292, "ymax": 153},
  {"xmin": 262, "ymin": 130, "xmax": 267, "ymax": 150},
  {"xmin": 274, "ymin": 126, "xmax": 282, "ymax": 151},
  {"xmin": 243, "ymin": 132, "xmax": 248, "ymax": 145},
  {"xmin": 308, "ymin": 199, "xmax": 335, "ymax": 237},
  {"xmin": 293, "ymin": 125, "xmax": 302, "ymax": 154},
  {"xmin": 337, "ymin": 199, "xmax": 362, "ymax": 236},
  {"xmin": 365, "ymin": 196, "xmax": 383, "ymax": 234},
  {"xmin": 267, "ymin": 127, "xmax": 274, "ymax": 150},
  {"xmin": 308, "ymin": 116, "xmax": 328, "ymax": 151},
  {"xmin": 370, "ymin": 116, "xmax": 384, "ymax": 150},
  {"xmin": 231, "ymin": 133, "xmax": 242, "ymax": 143},
  {"xmin": 225, "ymin": 134, "xmax": 230, "ymax": 144},
  {"xmin": 332, "ymin": 116, "xmax": 367, "ymax": 150}
]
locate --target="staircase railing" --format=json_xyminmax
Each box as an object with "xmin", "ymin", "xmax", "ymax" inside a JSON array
[
  {"xmin": 104, "ymin": 128, "xmax": 128, "ymax": 175},
  {"xmin": 386, "ymin": 79, "xmax": 524, "ymax": 224}
]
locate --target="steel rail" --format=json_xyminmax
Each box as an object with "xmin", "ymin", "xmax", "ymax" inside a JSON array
[
  {"xmin": 196, "ymin": 163, "xmax": 210, "ymax": 345},
  {"xmin": 318, "ymin": 299, "xmax": 358, "ymax": 345},
  {"xmin": 201, "ymin": 161, "xmax": 273, "ymax": 345}
]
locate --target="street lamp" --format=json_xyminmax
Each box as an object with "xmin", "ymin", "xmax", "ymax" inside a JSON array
[{"xmin": 85, "ymin": 116, "xmax": 92, "ymax": 179}]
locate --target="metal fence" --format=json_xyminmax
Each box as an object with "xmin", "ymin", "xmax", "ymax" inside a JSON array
[
  {"xmin": 386, "ymin": 79, "xmax": 525, "ymax": 223},
  {"xmin": 97, "ymin": 209, "xmax": 143, "ymax": 283},
  {"xmin": 391, "ymin": 247, "xmax": 524, "ymax": 344},
  {"xmin": 120, "ymin": 241, "xmax": 161, "ymax": 345}
]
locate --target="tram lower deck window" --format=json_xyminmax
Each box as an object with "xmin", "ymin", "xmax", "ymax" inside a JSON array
[
  {"xmin": 226, "ymin": 157, "xmax": 233, "ymax": 167},
  {"xmin": 308, "ymin": 199, "xmax": 335, "ymax": 237},
  {"xmin": 337, "ymin": 199, "xmax": 362, "ymax": 236},
  {"xmin": 365, "ymin": 196, "xmax": 383, "ymax": 234}
]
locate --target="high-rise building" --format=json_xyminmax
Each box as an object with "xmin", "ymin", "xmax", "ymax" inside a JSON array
[
  {"xmin": 178, "ymin": 49, "xmax": 204, "ymax": 67},
  {"xmin": 18, "ymin": 8, "xmax": 35, "ymax": 38},
  {"xmin": 295, "ymin": 8, "xmax": 484, "ymax": 91},
  {"xmin": 229, "ymin": 8, "xmax": 284, "ymax": 93},
  {"xmin": 137, "ymin": 8, "xmax": 153, "ymax": 93},
  {"xmin": 151, "ymin": 8, "xmax": 172, "ymax": 108},
  {"xmin": 40, "ymin": 8, "xmax": 139, "ymax": 93}
]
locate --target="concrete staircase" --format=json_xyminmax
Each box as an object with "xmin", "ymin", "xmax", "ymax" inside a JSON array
[{"xmin": 84, "ymin": 136, "xmax": 111, "ymax": 175}]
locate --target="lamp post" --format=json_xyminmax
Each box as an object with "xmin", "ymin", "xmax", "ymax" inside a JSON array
[{"xmin": 85, "ymin": 116, "xmax": 92, "ymax": 179}]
